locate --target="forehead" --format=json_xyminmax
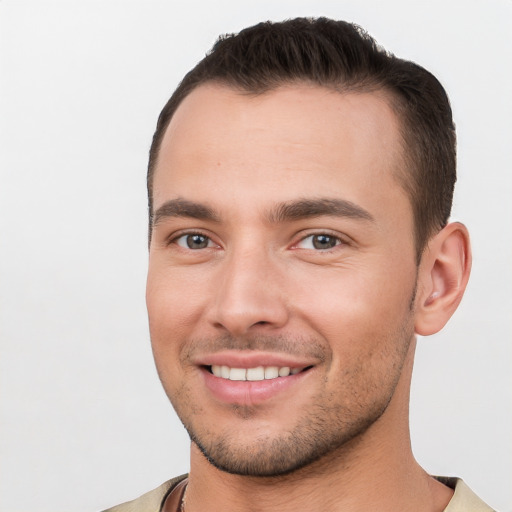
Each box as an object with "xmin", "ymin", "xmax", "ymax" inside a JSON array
[{"xmin": 154, "ymin": 83, "xmax": 408, "ymax": 218}]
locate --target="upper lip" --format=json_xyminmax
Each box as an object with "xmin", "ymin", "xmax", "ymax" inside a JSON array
[{"xmin": 193, "ymin": 350, "xmax": 319, "ymax": 369}]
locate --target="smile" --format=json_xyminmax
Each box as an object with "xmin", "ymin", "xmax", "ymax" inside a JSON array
[{"xmin": 209, "ymin": 365, "xmax": 307, "ymax": 381}]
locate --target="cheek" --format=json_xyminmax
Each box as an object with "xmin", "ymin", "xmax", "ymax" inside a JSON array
[
  {"xmin": 292, "ymin": 264, "xmax": 416, "ymax": 354},
  {"xmin": 302, "ymin": 274, "xmax": 415, "ymax": 407},
  {"xmin": 146, "ymin": 270, "xmax": 204, "ymax": 383},
  {"xmin": 146, "ymin": 264, "xmax": 207, "ymax": 335}
]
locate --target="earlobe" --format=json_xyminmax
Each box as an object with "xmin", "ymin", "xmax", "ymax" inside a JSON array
[{"xmin": 415, "ymin": 222, "xmax": 472, "ymax": 336}]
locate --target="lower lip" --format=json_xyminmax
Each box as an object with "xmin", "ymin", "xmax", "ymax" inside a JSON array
[{"xmin": 201, "ymin": 367, "xmax": 310, "ymax": 405}]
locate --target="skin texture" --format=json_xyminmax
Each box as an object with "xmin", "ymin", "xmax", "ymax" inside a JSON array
[{"xmin": 147, "ymin": 84, "xmax": 471, "ymax": 511}]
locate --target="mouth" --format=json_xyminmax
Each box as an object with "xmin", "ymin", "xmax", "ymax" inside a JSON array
[
  {"xmin": 196, "ymin": 352, "xmax": 318, "ymax": 405},
  {"xmin": 207, "ymin": 364, "xmax": 313, "ymax": 381}
]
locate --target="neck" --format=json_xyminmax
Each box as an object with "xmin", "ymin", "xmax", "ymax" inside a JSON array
[{"xmin": 184, "ymin": 339, "xmax": 453, "ymax": 512}]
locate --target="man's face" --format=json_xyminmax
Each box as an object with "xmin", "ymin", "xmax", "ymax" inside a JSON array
[{"xmin": 147, "ymin": 84, "xmax": 419, "ymax": 476}]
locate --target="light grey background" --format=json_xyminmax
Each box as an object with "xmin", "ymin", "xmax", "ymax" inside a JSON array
[{"xmin": 1, "ymin": 1, "xmax": 510, "ymax": 511}]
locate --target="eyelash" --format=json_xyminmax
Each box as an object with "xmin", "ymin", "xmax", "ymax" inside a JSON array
[
  {"xmin": 167, "ymin": 230, "xmax": 219, "ymax": 250},
  {"xmin": 167, "ymin": 230, "xmax": 347, "ymax": 252},
  {"xmin": 293, "ymin": 232, "xmax": 346, "ymax": 251}
]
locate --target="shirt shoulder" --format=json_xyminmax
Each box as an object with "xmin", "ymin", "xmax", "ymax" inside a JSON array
[
  {"xmin": 101, "ymin": 474, "xmax": 496, "ymax": 512},
  {"xmin": 436, "ymin": 477, "xmax": 496, "ymax": 512},
  {"xmin": 101, "ymin": 475, "xmax": 188, "ymax": 512}
]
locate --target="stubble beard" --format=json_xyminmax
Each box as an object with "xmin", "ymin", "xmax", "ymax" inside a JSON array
[
  {"xmin": 163, "ymin": 317, "xmax": 415, "ymax": 478},
  {"xmin": 186, "ymin": 391, "xmax": 394, "ymax": 477}
]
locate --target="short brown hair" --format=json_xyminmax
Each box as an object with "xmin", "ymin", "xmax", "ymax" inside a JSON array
[{"xmin": 147, "ymin": 17, "xmax": 456, "ymax": 260}]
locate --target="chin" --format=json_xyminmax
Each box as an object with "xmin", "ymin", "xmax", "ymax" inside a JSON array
[{"xmin": 183, "ymin": 399, "xmax": 388, "ymax": 477}]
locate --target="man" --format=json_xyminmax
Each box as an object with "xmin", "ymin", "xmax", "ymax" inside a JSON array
[{"xmin": 105, "ymin": 17, "xmax": 494, "ymax": 512}]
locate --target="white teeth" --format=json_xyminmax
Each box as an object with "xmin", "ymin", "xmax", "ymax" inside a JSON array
[
  {"xmin": 264, "ymin": 366, "xmax": 279, "ymax": 379},
  {"xmin": 278, "ymin": 367, "xmax": 291, "ymax": 377},
  {"xmin": 247, "ymin": 366, "xmax": 265, "ymax": 381},
  {"xmin": 210, "ymin": 365, "xmax": 302, "ymax": 381},
  {"xmin": 229, "ymin": 368, "xmax": 247, "ymax": 381}
]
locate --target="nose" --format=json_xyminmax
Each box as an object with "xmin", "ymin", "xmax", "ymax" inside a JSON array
[{"xmin": 207, "ymin": 246, "xmax": 289, "ymax": 336}]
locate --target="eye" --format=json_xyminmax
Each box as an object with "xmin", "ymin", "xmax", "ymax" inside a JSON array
[
  {"xmin": 296, "ymin": 234, "xmax": 342, "ymax": 250},
  {"xmin": 175, "ymin": 233, "xmax": 215, "ymax": 250}
]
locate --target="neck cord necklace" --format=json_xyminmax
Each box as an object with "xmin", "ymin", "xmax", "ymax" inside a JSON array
[{"xmin": 179, "ymin": 483, "xmax": 188, "ymax": 512}]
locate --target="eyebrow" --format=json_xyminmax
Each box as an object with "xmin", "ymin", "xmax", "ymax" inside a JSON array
[
  {"xmin": 266, "ymin": 198, "xmax": 374, "ymax": 223},
  {"xmin": 153, "ymin": 198, "xmax": 220, "ymax": 225},
  {"xmin": 152, "ymin": 197, "xmax": 374, "ymax": 226}
]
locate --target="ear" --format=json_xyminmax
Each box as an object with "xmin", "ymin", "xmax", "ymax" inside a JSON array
[{"xmin": 414, "ymin": 222, "xmax": 472, "ymax": 336}]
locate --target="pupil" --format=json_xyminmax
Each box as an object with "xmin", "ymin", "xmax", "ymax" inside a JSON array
[
  {"xmin": 313, "ymin": 235, "xmax": 336, "ymax": 249},
  {"xmin": 187, "ymin": 234, "xmax": 208, "ymax": 249}
]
